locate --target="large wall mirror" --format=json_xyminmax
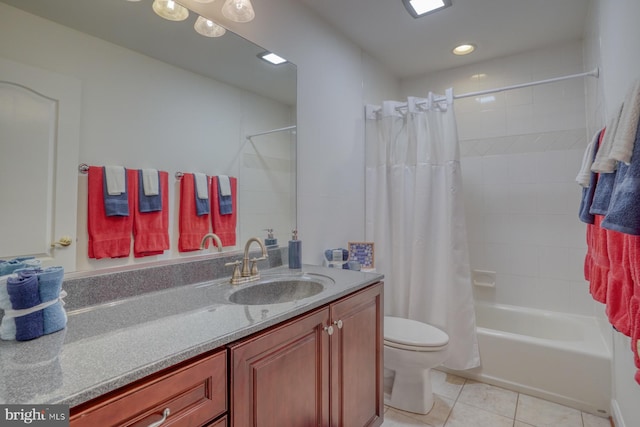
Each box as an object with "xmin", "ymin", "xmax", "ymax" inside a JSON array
[{"xmin": 0, "ymin": 0, "xmax": 296, "ymax": 272}]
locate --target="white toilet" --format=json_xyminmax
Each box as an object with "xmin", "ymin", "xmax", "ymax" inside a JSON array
[{"xmin": 384, "ymin": 316, "xmax": 450, "ymax": 414}]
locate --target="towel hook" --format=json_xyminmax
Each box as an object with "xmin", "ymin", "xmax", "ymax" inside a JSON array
[
  {"xmin": 175, "ymin": 171, "xmax": 184, "ymax": 180},
  {"xmin": 78, "ymin": 163, "xmax": 89, "ymax": 174}
]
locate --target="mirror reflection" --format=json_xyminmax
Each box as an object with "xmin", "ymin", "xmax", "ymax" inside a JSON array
[{"xmin": 0, "ymin": 0, "xmax": 297, "ymax": 273}]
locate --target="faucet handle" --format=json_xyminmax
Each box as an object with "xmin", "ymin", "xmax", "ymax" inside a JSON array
[{"xmin": 225, "ymin": 260, "xmax": 242, "ymax": 281}]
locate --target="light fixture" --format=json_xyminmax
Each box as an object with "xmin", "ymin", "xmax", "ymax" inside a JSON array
[
  {"xmin": 402, "ymin": 0, "xmax": 451, "ymax": 18},
  {"xmin": 194, "ymin": 16, "xmax": 227, "ymax": 37},
  {"xmin": 259, "ymin": 52, "xmax": 287, "ymax": 65},
  {"xmin": 222, "ymin": 0, "xmax": 256, "ymax": 23},
  {"xmin": 192, "ymin": 0, "xmax": 216, "ymax": 3},
  {"xmin": 152, "ymin": 0, "xmax": 189, "ymax": 21},
  {"xmin": 452, "ymin": 43, "xmax": 476, "ymax": 55}
]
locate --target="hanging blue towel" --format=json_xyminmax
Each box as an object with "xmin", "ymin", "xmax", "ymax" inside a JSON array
[
  {"xmin": 6, "ymin": 274, "xmax": 43, "ymax": 341},
  {"xmin": 194, "ymin": 173, "xmax": 210, "ymax": 216},
  {"xmin": 589, "ymin": 169, "xmax": 617, "ymax": 215},
  {"xmin": 218, "ymin": 176, "xmax": 233, "ymax": 215},
  {"xmin": 138, "ymin": 169, "xmax": 162, "ymax": 213},
  {"xmin": 579, "ymin": 131, "xmax": 602, "ymax": 224},
  {"xmin": 103, "ymin": 167, "xmax": 129, "ymax": 216},
  {"xmin": 601, "ymin": 119, "xmax": 640, "ymax": 234}
]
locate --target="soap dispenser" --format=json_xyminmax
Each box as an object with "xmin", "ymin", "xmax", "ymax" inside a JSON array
[
  {"xmin": 288, "ymin": 229, "xmax": 301, "ymax": 269},
  {"xmin": 264, "ymin": 229, "xmax": 278, "ymax": 248}
]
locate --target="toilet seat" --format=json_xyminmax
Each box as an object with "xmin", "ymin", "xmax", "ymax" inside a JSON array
[{"xmin": 384, "ymin": 316, "xmax": 449, "ymax": 352}]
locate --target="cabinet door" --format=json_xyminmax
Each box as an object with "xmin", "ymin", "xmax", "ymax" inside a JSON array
[
  {"xmin": 330, "ymin": 283, "xmax": 383, "ymax": 427},
  {"xmin": 230, "ymin": 308, "xmax": 331, "ymax": 427}
]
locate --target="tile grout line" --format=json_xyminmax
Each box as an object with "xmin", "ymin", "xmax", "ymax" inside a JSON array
[{"xmin": 441, "ymin": 376, "xmax": 467, "ymax": 427}]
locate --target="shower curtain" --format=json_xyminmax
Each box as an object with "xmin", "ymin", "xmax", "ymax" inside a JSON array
[{"xmin": 366, "ymin": 89, "xmax": 480, "ymax": 370}]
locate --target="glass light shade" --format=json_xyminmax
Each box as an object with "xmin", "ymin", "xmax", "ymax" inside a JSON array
[
  {"xmin": 192, "ymin": 0, "xmax": 216, "ymax": 2},
  {"xmin": 152, "ymin": 0, "xmax": 189, "ymax": 21},
  {"xmin": 222, "ymin": 0, "xmax": 255, "ymax": 23},
  {"xmin": 194, "ymin": 16, "xmax": 227, "ymax": 37}
]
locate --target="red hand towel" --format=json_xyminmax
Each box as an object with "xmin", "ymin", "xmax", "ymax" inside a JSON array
[
  {"xmin": 179, "ymin": 173, "xmax": 210, "ymax": 252},
  {"xmin": 589, "ymin": 215, "xmax": 609, "ymax": 304},
  {"xmin": 211, "ymin": 176, "xmax": 237, "ymax": 247},
  {"xmin": 134, "ymin": 170, "xmax": 170, "ymax": 257},
  {"xmin": 87, "ymin": 166, "xmax": 133, "ymax": 259},
  {"xmin": 605, "ymin": 228, "xmax": 632, "ymax": 335}
]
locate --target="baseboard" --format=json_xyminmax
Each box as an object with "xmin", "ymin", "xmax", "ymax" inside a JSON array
[{"xmin": 611, "ymin": 399, "xmax": 625, "ymax": 427}]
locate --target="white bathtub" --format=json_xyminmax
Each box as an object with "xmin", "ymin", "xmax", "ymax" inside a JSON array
[{"xmin": 449, "ymin": 302, "xmax": 612, "ymax": 416}]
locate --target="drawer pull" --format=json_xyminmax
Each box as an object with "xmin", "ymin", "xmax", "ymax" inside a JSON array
[
  {"xmin": 148, "ymin": 408, "xmax": 170, "ymax": 427},
  {"xmin": 333, "ymin": 319, "xmax": 343, "ymax": 329},
  {"xmin": 324, "ymin": 325, "xmax": 334, "ymax": 336}
]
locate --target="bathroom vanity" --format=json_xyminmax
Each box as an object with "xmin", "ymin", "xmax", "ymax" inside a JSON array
[{"xmin": 0, "ymin": 262, "xmax": 383, "ymax": 427}]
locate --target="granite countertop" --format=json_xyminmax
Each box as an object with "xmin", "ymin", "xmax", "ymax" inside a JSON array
[{"xmin": 0, "ymin": 265, "xmax": 383, "ymax": 407}]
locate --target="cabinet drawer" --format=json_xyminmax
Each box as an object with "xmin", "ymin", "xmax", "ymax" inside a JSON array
[
  {"xmin": 70, "ymin": 350, "xmax": 227, "ymax": 427},
  {"xmin": 207, "ymin": 415, "xmax": 227, "ymax": 427}
]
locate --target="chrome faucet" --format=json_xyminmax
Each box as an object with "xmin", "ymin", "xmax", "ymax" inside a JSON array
[
  {"xmin": 226, "ymin": 237, "xmax": 269, "ymax": 285},
  {"xmin": 200, "ymin": 233, "xmax": 223, "ymax": 252}
]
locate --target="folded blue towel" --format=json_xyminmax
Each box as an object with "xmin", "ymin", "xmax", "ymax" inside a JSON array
[
  {"xmin": 6, "ymin": 274, "xmax": 43, "ymax": 341},
  {"xmin": 601, "ymin": 119, "xmax": 640, "ymax": 234},
  {"xmin": 579, "ymin": 132, "xmax": 602, "ymax": 224},
  {"xmin": 218, "ymin": 177, "xmax": 233, "ymax": 215},
  {"xmin": 0, "ymin": 259, "xmax": 26, "ymax": 276},
  {"xmin": 194, "ymin": 174, "xmax": 210, "ymax": 216},
  {"xmin": 103, "ymin": 167, "xmax": 129, "ymax": 217},
  {"xmin": 138, "ymin": 169, "xmax": 162, "ymax": 213},
  {"xmin": 30, "ymin": 267, "xmax": 66, "ymax": 335},
  {"xmin": 589, "ymin": 169, "xmax": 617, "ymax": 215}
]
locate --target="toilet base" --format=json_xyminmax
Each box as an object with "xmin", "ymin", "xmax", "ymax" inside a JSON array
[{"xmin": 384, "ymin": 368, "xmax": 435, "ymax": 415}]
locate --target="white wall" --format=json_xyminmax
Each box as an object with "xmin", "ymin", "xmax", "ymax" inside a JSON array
[
  {"xmin": 187, "ymin": 0, "xmax": 400, "ymax": 265},
  {"xmin": 0, "ymin": 3, "xmax": 295, "ymax": 272},
  {"xmin": 400, "ymin": 41, "xmax": 595, "ymax": 316},
  {"xmin": 584, "ymin": 1, "xmax": 640, "ymax": 426}
]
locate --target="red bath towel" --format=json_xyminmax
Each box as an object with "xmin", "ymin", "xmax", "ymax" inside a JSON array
[
  {"xmin": 87, "ymin": 166, "xmax": 133, "ymax": 259},
  {"xmin": 627, "ymin": 235, "xmax": 640, "ymax": 368},
  {"xmin": 584, "ymin": 223, "xmax": 594, "ymax": 281},
  {"xmin": 133, "ymin": 170, "xmax": 170, "ymax": 257},
  {"xmin": 589, "ymin": 215, "xmax": 609, "ymax": 304},
  {"xmin": 211, "ymin": 176, "xmax": 237, "ymax": 247},
  {"xmin": 179, "ymin": 173, "xmax": 211, "ymax": 252},
  {"xmin": 605, "ymin": 228, "xmax": 632, "ymax": 335}
]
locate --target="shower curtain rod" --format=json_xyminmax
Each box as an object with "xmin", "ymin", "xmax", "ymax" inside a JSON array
[
  {"xmin": 432, "ymin": 67, "xmax": 599, "ymax": 103},
  {"xmin": 365, "ymin": 68, "xmax": 599, "ymax": 118},
  {"xmin": 246, "ymin": 125, "xmax": 296, "ymax": 140}
]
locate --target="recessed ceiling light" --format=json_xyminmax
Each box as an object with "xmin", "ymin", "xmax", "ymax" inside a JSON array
[
  {"xmin": 259, "ymin": 52, "xmax": 287, "ymax": 65},
  {"xmin": 402, "ymin": 0, "xmax": 452, "ymax": 18},
  {"xmin": 452, "ymin": 44, "xmax": 476, "ymax": 55}
]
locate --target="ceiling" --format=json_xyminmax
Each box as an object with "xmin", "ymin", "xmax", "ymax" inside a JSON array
[{"xmin": 299, "ymin": 0, "xmax": 591, "ymax": 79}]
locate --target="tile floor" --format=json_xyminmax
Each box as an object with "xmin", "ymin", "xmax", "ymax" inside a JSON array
[{"xmin": 382, "ymin": 370, "xmax": 612, "ymax": 427}]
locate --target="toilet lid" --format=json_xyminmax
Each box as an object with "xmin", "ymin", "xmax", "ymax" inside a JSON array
[{"xmin": 384, "ymin": 316, "xmax": 449, "ymax": 348}]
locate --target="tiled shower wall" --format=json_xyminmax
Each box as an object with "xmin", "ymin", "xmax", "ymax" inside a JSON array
[{"xmin": 401, "ymin": 40, "xmax": 599, "ymax": 316}]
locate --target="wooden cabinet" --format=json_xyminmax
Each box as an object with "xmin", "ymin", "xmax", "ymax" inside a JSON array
[
  {"xmin": 229, "ymin": 282, "xmax": 383, "ymax": 427},
  {"xmin": 70, "ymin": 349, "xmax": 227, "ymax": 427}
]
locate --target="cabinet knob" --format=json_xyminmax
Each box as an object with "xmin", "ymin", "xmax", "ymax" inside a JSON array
[
  {"xmin": 324, "ymin": 325, "xmax": 334, "ymax": 336},
  {"xmin": 333, "ymin": 319, "xmax": 343, "ymax": 329},
  {"xmin": 147, "ymin": 408, "xmax": 170, "ymax": 427}
]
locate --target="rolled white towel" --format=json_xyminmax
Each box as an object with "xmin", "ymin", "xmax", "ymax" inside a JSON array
[
  {"xmin": 104, "ymin": 165, "xmax": 126, "ymax": 195},
  {"xmin": 142, "ymin": 168, "xmax": 159, "ymax": 196},
  {"xmin": 610, "ymin": 79, "xmax": 640, "ymax": 165}
]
